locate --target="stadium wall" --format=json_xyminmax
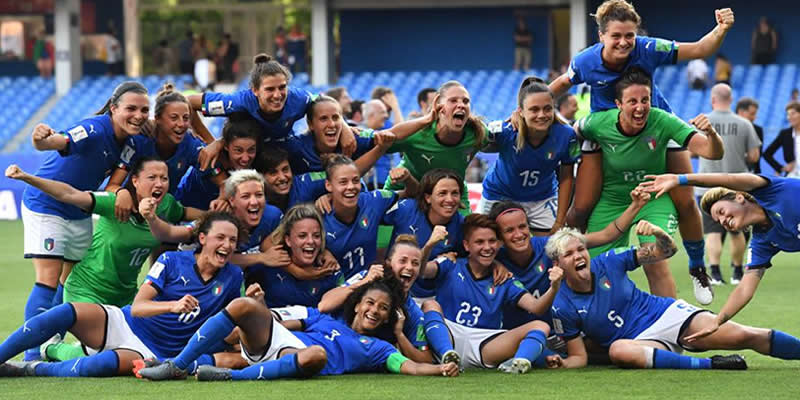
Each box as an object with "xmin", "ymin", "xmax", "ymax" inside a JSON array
[{"xmin": 339, "ymin": 7, "xmax": 552, "ymax": 72}]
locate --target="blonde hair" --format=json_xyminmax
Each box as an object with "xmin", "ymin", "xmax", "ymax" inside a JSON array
[
  {"xmin": 224, "ymin": 169, "xmax": 266, "ymax": 199},
  {"xmin": 593, "ymin": 0, "xmax": 641, "ymax": 33},
  {"xmin": 699, "ymin": 187, "xmax": 757, "ymax": 215},
  {"xmin": 436, "ymin": 80, "xmax": 486, "ymax": 149},
  {"xmin": 270, "ymin": 203, "xmax": 326, "ymax": 252},
  {"xmin": 544, "ymin": 227, "xmax": 587, "ymax": 260}
]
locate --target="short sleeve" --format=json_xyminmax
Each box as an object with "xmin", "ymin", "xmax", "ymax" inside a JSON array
[
  {"xmin": 344, "ymin": 270, "xmax": 367, "ymax": 287},
  {"xmin": 90, "ymin": 192, "xmax": 116, "ymax": 218},
  {"xmin": 353, "ymin": 134, "xmax": 375, "ymax": 159},
  {"xmin": 202, "ymin": 90, "xmax": 250, "ymax": 116},
  {"xmin": 506, "ymin": 278, "xmax": 529, "ymax": 308},
  {"xmin": 143, "ymin": 253, "xmax": 172, "ymax": 293},
  {"xmin": 186, "ymin": 135, "xmax": 206, "ymax": 165},
  {"xmin": 656, "ymin": 109, "xmax": 695, "ymax": 147},
  {"xmin": 567, "ymin": 58, "xmax": 584, "ymax": 85},
  {"xmin": 382, "ymin": 199, "xmax": 407, "ymax": 227},
  {"xmin": 118, "ymin": 136, "xmax": 153, "ymax": 169},
  {"xmin": 61, "ymin": 119, "xmax": 105, "ymax": 156},
  {"xmin": 746, "ymin": 239, "xmax": 777, "ymax": 270},
  {"xmin": 639, "ymin": 36, "xmax": 678, "ymax": 67},
  {"xmin": 561, "ymin": 129, "xmax": 580, "ymax": 164},
  {"xmin": 372, "ymin": 190, "xmax": 398, "ymax": 215},
  {"xmin": 575, "ymin": 114, "xmax": 595, "ymax": 142},
  {"xmin": 551, "ymin": 299, "xmax": 581, "ymax": 340},
  {"xmin": 603, "ymin": 246, "xmax": 640, "ymax": 272},
  {"xmin": 432, "ymin": 256, "xmax": 456, "ymax": 286},
  {"xmin": 158, "ymin": 194, "xmax": 186, "ymax": 223}
]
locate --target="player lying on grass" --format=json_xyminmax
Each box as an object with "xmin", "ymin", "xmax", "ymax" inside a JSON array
[
  {"xmin": 545, "ymin": 221, "xmax": 800, "ymax": 370},
  {"xmin": 136, "ymin": 278, "xmax": 459, "ymax": 381},
  {"xmin": 0, "ymin": 213, "xmax": 251, "ymax": 378},
  {"xmin": 639, "ymin": 172, "xmax": 800, "ymax": 341}
]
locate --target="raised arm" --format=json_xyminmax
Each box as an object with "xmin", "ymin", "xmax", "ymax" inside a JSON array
[
  {"xmin": 638, "ymin": 173, "xmax": 769, "ymax": 199},
  {"xmin": 388, "ymin": 167, "xmax": 420, "ymax": 198},
  {"xmin": 317, "ymin": 265, "xmax": 383, "ymax": 313},
  {"xmin": 585, "ymin": 188, "xmax": 650, "ymax": 248},
  {"xmin": 190, "ymin": 109, "xmax": 217, "ymax": 144},
  {"xmin": 549, "ymin": 73, "xmax": 573, "ymax": 98},
  {"xmin": 353, "ymin": 131, "xmax": 395, "ymax": 175},
  {"xmin": 139, "ymin": 197, "xmax": 194, "ymax": 244},
  {"xmin": 390, "ymin": 97, "xmax": 438, "ymax": 141},
  {"xmin": 31, "ymin": 123, "xmax": 68, "ymax": 152},
  {"xmin": 517, "ymin": 267, "xmax": 563, "ymax": 316},
  {"xmin": 685, "ymin": 114, "xmax": 724, "ymax": 160},
  {"xmin": 5, "ymin": 164, "xmax": 92, "ymax": 210},
  {"xmin": 685, "ymin": 268, "xmax": 764, "ymax": 342},
  {"xmin": 634, "ymin": 221, "xmax": 678, "ymax": 265},
  {"xmin": 676, "ymin": 8, "xmax": 735, "ymax": 61}
]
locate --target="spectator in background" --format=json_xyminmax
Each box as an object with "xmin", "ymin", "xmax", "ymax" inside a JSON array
[
  {"xmin": 714, "ymin": 54, "xmax": 731, "ymax": 85},
  {"xmin": 735, "ymin": 97, "xmax": 764, "ymax": 173},
  {"xmin": 556, "ymin": 93, "xmax": 578, "ymax": 124},
  {"xmin": 225, "ymin": 34, "xmax": 239, "ymax": 79},
  {"xmin": 152, "ymin": 39, "xmax": 174, "ymax": 75},
  {"xmin": 105, "ymin": 26, "xmax": 124, "ymax": 76},
  {"xmin": 687, "ymin": 59, "xmax": 709, "ymax": 90},
  {"xmin": 371, "ymin": 86, "xmax": 404, "ymax": 126},
  {"xmin": 573, "ymin": 84, "xmax": 591, "ymax": 121},
  {"xmin": 177, "ymin": 31, "xmax": 194, "ymax": 75},
  {"xmin": 32, "ymin": 30, "xmax": 52, "ymax": 78},
  {"xmin": 407, "ymin": 87, "xmax": 436, "ymax": 119},
  {"xmin": 361, "ymin": 99, "xmax": 390, "ymax": 190},
  {"xmin": 273, "ymin": 26, "xmax": 288, "ymax": 66},
  {"xmin": 791, "ymin": 88, "xmax": 799, "ymax": 102},
  {"xmin": 326, "ymin": 87, "xmax": 353, "ymax": 117},
  {"xmin": 287, "ymin": 23, "xmax": 307, "ymax": 73},
  {"xmin": 513, "ymin": 17, "xmax": 533, "ymax": 71},
  {"xmin": 214, "ymin": 33, "xmax": 236, "ymax": 83},
  {"xmin": 763, "ymin": 101, "xmax": 800, "ymax": 176},
  {"xmin": 751, "ymin": 16, "xmax": 778, "ymax": 65},
  {"xmin": 347, "ymin": 100, "xmax": 364, "ymax": 124}
]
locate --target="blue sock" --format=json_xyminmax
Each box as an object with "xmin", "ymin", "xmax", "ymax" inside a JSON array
[
  {"xmin": 652, "ymin": 349, "xmax": 711, "ymax": 369},
  {"xmin": 187, "ymin": 354, "xmax": 215, "ymax": 375},
  {"xmin": 230, "ymin": 353, "xmax": 299, "ymax": 381},
  {"xmin": 423, "ymin": 311, "xmax": 453, "ymax": 360},
  {"xmin": 532, "ymin": 348, "xmax": 558, "ymax": 368},
  {"xmin": 52, "ymin": 283, "xmax": 64, "ymax": 307},
  {"xmin": 23, "ymin": 283, "xmax": 57, "ymax": 360},
  {"xmin": 514, "ymin": 329, "xmax": 546, "ymax": 362},
  {"xmin": 33, "ymin": 350, "xmax": 118, "ymax": 377},
  {"xmin": 173, "ymin": 310, "xmax": 235, "ymax": 370},
  {"xmin": 769, "ymin": 330, "xmax": 800, "ymax": 360},
  {"xmin": 683, "ymin": 240, "xmax": 705, "ymax": 270},
  {"xmin": 1, "ymin": 303, "xmax": 75, "ymax": 364}
]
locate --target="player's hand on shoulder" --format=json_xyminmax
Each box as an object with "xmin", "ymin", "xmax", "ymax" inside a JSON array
[
  {"xmin": 4, "ymin": 164, "xmax": 25, "ymax": 180},
  {"xmin": 508, "ymin": 108, "xmax": 521, "ymax": 131},
  {"xmin": 492, "ymin": 261, "xmax": 513, "ymax": 286},
  {"xmin": 261, "ymin": 242, "xmax": 291, "ymax": 267},
  {"xmin": 317, "ymin": 249, "xmax": 341, "ymax": 273},
  {"xmin": 198, "ymin": 140, "xmax": 223, "ymax": 171},
  {"xmin": 393, "ymin": 309, "xmax": 406, "ymax": 335},
  {"xmin": 315, "ymin": 193, "xmax": 333, "ymax": 214},
  {"xmin": 209, "ymin": 197, "xmax": 230, "ymax": 212},
  {"xmin": 340, "ymin": 125, "xmax": 358, "ymax": 156},
  {"xmin": 171, "ymin": 294, "xmax": 199, "ymax": 314},
  {"xmin": 139, "ymin": 119, "xmax": 156, "ymax": 138}
]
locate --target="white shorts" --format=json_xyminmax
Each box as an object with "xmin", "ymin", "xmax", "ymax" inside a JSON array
[
  {"xmin": 477, "ymin": 196, "xmax": 557, "ymax": 231},
  {"xmin": 444, "ymin": 319, "xmax": 505, "ymax": 369},
  {"xmin": 83, "ymin": 305, "xmax": 157, "ymax": 360},
  {"xmin": 240, "ymin": 315, "xmax": 307, "ymax": 365},
  {"xmin": 22, "ymin": 203, "xmax": 93, "ymax": 262},
  {"xmin": 271, "ymin": 306, "xmax": 310, "ymax": 321},
  {"xmin": 633, "ymin": 299, "xmax": 709, "ymax": 353}
]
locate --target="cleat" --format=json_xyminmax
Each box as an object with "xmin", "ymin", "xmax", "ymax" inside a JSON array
[
  {"xmin": 136, "ymin": 360, "xmax": 187, "ymax": 381},
  {"xmin": 710, "ymin": 354, "xmax": 747, "ymax": 370},
  {"xmin": 709, "ymin": 266, "xmax": 726, "ymax": 286},
  {"xmin": 690, "ymin": 267, "xmax": 714, "ymax": 305},
  {"xmin": 132, "ymin": 358, "xmax": 162, "ymax": 379},
  {"xmin": 730, "ymin": 266, "xmax": 743, "ymax": 285},
  {"xmin": 0, "ymin": 362, "xmax": 27, "ymax": 377},
  {"xmin": 497, "ymin": 358, "xmax": 531, "ymax": 374},
  {"xmin": 441, "ymin": 350, "xmax": 461, "ymax": 367},
  {"xmin": 3, "ymin": 361, "xmax": 39, "ymax": 377},
  {"xmin": 196, "ymin": 365, "xmax": 232, "ymax": 381},
  {"xmin": 39, "ymin": 333, "xmax": 63, "ymax": 362}
]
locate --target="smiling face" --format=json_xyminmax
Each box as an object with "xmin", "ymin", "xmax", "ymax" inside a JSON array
[
  {"xmin": 388, "ymin": 244, "xmax": 422, "ymax": 294},
  {"xmin": 352, "ymin": 288, "xmax": 392, "ymax": 333},
  {"xmin": 463, "ymin": 227, "xmax": 499, "ymax": 269},
  {"xmin": 425, "ymin": 178, "xmax": 460, "ymax": 220},
  {"xmin": 131, "ymin": 161, "xmax": 168, "ymax": 203},
  {"xmin": 615, "ymin": 84, "xmax": 651, "ymax": 133},
  {"xmin": 709, "ymin": 197, "xmax": 750, "ymax": 232},
  {"xmin": 198, "ymin": 220, "xmax": 238, "ymax": 268},
  {"xmin": 264, "ymin": 159, "xmax": 293, "ymax": 196},
  {"xmin": 560, "ymin": 95, "xmax": 579, "ymax": 120},
  {"xmin": 554, "ymin": 237, "xmax": 591, "ymax": 285},
  {"xmin": 310, "ymin": 101, "xmax": 343, "ymax": 152},
  {"xmin": 599, "ymin": 20, "xmax": 637, "ymax": 65},
  {"xmin": 438, "ymin": 85, "xmax": 471, "ymax": 132},
  {"xmin": 253, "ymin": 74, "xmax": 288, "ymax": 114},
  {"xmin": 228, "ymin": 180, "xmax": 266, "ymax": 228},
  {"xmin": 111, "ymin": 92, "xmax": 150, "ymax": 136},
  {"xmin": 285, "ymin": 217, "xmax": 322, "ymax": 267},
  {"xmin": 156, "ymin": 102, "xmax": 191, "ymax": 146},
  {"xmin": 495, "ymin": 209, "xmax": 532, "ymax": 254},
  {"xmin": 521, "ymin": 92, "xmax": 555, "ymax": 133},
  {"xmin": 225, "ymin": 137, "xmax": 258, "ymax": 170},
  {"xmin": 325, "ymin": 163, "xmax": 361, "ymax": 211}
]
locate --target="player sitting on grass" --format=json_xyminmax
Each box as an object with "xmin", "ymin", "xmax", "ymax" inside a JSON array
[
  {"xmin": 135, "ymin": 278, "xmax": 459, "ymax": 381},
  {"xmin": 545, "ymin": 221, "xmax": 800, "ymax": 370}
]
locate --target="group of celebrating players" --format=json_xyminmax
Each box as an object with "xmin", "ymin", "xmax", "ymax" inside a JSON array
[{"xmin": 2, "ymin": 0, "xmax": 800, "ymax": 382}]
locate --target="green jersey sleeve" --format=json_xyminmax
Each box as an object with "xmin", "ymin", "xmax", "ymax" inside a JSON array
[
  {"xmin": 90, "ymin": 192, "xmax": 116, "ymax": 218},
  {"xmin": 156, "ymin": 194, "xmax": 185, "ymax": 223},
  {"xmin": 652, "ymin": 108, "xmax": 695, "ymax": 147},
  {"xmin": 386, "ymin": 352, "xmax": 410, "ymax": 374}
]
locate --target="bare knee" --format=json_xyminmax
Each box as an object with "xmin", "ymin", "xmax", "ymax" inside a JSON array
[
  {"xmin": 607, "ymin": 341, "xmax": 644, "ymax": 368},
  {"xmin": 226, "ymin": 297, "xmax": 266, "ymax": 320},
  {"xmin": 297, "ymin": 345, "xmax": 327, "ymax": 374},
  {"xmin": 214, "ymin": 352, "xmax": 249, "ymax": 369},
  {"xmin": 523, "ymin": 320, "xmax": 550, "ymax": 336},
  {"xmin": 421, "ymin": 299, "xmax": 443, "ymax": 313}
]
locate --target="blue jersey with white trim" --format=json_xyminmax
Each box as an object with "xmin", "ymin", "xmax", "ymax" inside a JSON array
[
  {"xmin": 323, "ymin": 190, "xmax": 398, "ymax": 279},
  {"xmin": 495, "ymin": 236, "xmax": 554, "ymax": 328},
  {"xmin": 286, "ymin": 130, "xmax": 375, "ymax": 175},
  {"xmin": 119, "ymin": 133, "xmax": 205, "ymax": 193},
  {"xmin": 746, "ymin": 176, "xmax": 800, "ymax": 269},
  {"xmin": 237, "ymin": 205, "xmax": 284, "ymax": 254},
  {"xmin": 23, "ymin": 115, "xmax": 133, "ymax": 219},
  {"xmin": 433, "ymin": 257, "xmax": 528, "ymax": 330},
  {"xmin": 173, "ymin": 166, "xmax": 222, "ymax": 210},
  {"xmin": 482, "ymin": 121, "xmax": 579, "ymax": 202},
  {"xmin": 125, "ymin": 250, "xmax": 242, "ymax": 359},
  {"xmin": 284, "ymin": 171, "xmax": 328, "ymax": 211},
  {"xmin": 551, "ymin": 247, "xmax": 674, "ymax": 347},
  {"xmin": 246, "ymin": 264, "xmax": 344, "ymax": 308},
  {"xmin": 201, "ymin": 87, "xmax": 314, "ymax": 144},
  {"xmin": 567, "ymin": 36, "xmax": 678, "ymax": 112}
]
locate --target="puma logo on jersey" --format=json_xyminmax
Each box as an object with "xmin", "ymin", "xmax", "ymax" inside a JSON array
[
  {"xmin": 88, "ymin": 124, "xmax": 96, "ymax": 134},
  {"xmin": 577, "ymin": 308, "xmax": 588, "ymax": 314},
  {"xmin": 458, "ymin": 272, "xmax": 465, "ymax": 281},
  {"xmin": 22, "ymin": 321, "xmax": 31, "ymax": 333},
  {"xmin": 607, "ymin": 144, "xmax": 618, "ymax": 153},
  {"xmin": 327, "ymin": 232, "xmax": 337, "ymax": 240},
  {"xmin": 409, "ymin": 225, "xmax": 418, "ymax": 235},
  {"xmin": 226, "ymin": 101, "xmax": 233, "ymax": 110},
  {"xmin": 421, "ymin": 154, "xmax": 435, "ymax": 165},
  {"xmin": 179, "ymin": 276, "xmax": 190, "ymax": 286},
  {"xmin": 276, "ymin": 273, "xmax": 286, "ymax": 283}
]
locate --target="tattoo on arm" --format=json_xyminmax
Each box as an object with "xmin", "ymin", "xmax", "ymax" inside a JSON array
[
  {"xmin": 718, "ymin": 312, "xmax": 731, "ymax": 324},
  {"xmin": 636, "ymin": 232, "xmax": 677, "ymax": 264}
]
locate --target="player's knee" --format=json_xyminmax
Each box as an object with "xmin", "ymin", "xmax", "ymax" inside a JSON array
[
  {"xmin": 421, "ymin": 299, "xmax": 443, "ymax": 313},
  {"xmin": 524, "ymin": 320, "xmax": 550, "ymax": 336},
  {"xmin": 607, "ymin": 341, "xmax": 638, "ymax": 366},
  {"xmin": 226, "ymin": 297, "xmax": 264, "ymax": 319},
  {"xmin": 298, "ymin": 345, "xmax": 327, "ymax": 373},
  {"xmin": 214, "ymin": 352, "xmax": 249, "ymax": 369}
]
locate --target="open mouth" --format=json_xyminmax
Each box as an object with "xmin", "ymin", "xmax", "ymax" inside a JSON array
[
  {"xmin": 479, "ymin": 248, "xmax": 495, "ymax": 258},
  {"xmin": 301, "ymin": 245, "xmax": 317, "ymax": 258},
  {"xmin": 440, "ymin": 203, "xmax": 456, "ymax": 214},
  {"xmin": 575, "ymin": 260, "xmax": 587, "ymax": 271},
  {"xmin": 632, "ymin": 111, "xmax": 646, "ymax": 124},
  {"xmin": 723, "ymin": 216, "xmax": 734, "ymax": 230},
  {"xmin": 151, "ymin": 190, "xmax": 163, "ymax": 200},
  {"xmin": 343, "ymin": 191, "xmax": 358, "ymax": 200},
  {"xmin": 247, "ymin": 206, "xmax": 261, "ymax": 219},
  {"xmin": 364, "ymin": 312, "xmax": 380, "ymax": 326},
  {"xmin": 214, "ymin": 248, "xmax": 229, "ymax": 263},
  {"xmin": 275, "ymin": 180, "xmax": 290, "ymax": 192},
  {"xmin": 399, "ymin": 270, "xmax": 415, "ymax": 285},
  {"xmin": 453, "ymin": 111, "xmax": 466, "ymax": 123}
]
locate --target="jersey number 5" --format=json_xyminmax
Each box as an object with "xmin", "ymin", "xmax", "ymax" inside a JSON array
[{"xmin": 607, "ymin": 310, "xmax": 624, "ymax": 328}]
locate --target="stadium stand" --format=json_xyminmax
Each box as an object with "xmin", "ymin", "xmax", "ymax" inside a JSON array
[{"xmin": 0, "ymin": 76, "xmax": 54, "ymax": 149}]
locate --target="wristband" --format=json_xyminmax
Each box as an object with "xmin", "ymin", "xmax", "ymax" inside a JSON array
[{"xmin": 677, "ymin": 174, "xmax": 689, "ymax": 186}]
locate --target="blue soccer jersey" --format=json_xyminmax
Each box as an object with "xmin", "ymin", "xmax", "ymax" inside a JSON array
[
  {"xmin": 323, "ymin": 190, "xmax": 398, "ymax": 279},
  {"xmin": 173, "ymin": 166, "xmax": 224, "ymax": 210},
  {"xmin": 285, "ymin": 171, "xmax": 328, "ymax": 210},
  {"xmin": 23, "ymin": 115, "xmax": 134, "ymax": 219},
  {"xmin": 433, "ymin": 257, "xmax": 528, "ymax": 330},
  {"xmin": 567, "ymin": 36, "xmax": 678, "ymax": 112},
  {"xmin": 119, "ymin": 133, "xmax": 205, "ymax": 193},
  {"xmin": 495, "ymin": 236, "xmax": 554, "ymax": 328},
  {"xmin": 482, "ymin": 121, "xmax": 580, "ymax": 202},
  {"xmin": 551, "ymin": 247, "xmax": 674, "ymax": 347},
  {"xmin": 286, "ymin": 130, "xmax": 375, "ymax": 175},
  {"xmin": 201, "ymin": 87, "xmax": 314, "ymax": 144},
  {"xmin": 294, "ymin": 312, "xmax": 400, "ymax": 375},
  {"xmin": 237, "ymin": 204, "xmax": 284, "ymax": 254},
  {"xmin": 382, "ymin": 198, "xmax": 464, "ymax": 298},
  {"xmin": 124, "ymin": 250, "xmax": 243, "ymax": 359},
  {"xmin": 246, "ymin": 265, "xmax": 344, "ymax": 308},
  {"xmin": 746, "ymin": 176, "xmax": 800, "ymax": 269}
]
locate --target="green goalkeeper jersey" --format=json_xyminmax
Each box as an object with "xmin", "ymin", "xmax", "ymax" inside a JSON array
[
  {"xmin": 578, "ymin": 108, "xmax": 695, "ymax": 205},
  {"xmin": 63, "ymin": 191, "xmax": 185, "ymax": 306}
]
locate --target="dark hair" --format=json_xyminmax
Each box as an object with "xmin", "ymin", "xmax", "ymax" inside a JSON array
[
  {"xmin": 249, "ymin": 53, "xmax": 292, "ymax": 90},
  {"xmin": 614, "ymin": 67, "xmax": 652, "ymax": 101},
  {"xmin": 257, "ymin": 146, "xmax": 290, "ymax": 174},
  {"xmin": 416, "ymin": 168, "xmax": 463, "ymax": 214},
  {"xmin": 322, "ymin": 154, "xmax": 357, "ymax": 180},
  {"xmin": 342, "ymin": 277, "xmax": 405, "ymax": 333},
  {"xmin": 488, "ymin": 200, "xmax": 526, "ymax": 221},
  {"xmin": 786, "ymin": 101, "xmax": 800, "ymax": 114},
  {"xmin": 385, "ymin": 234, "xmax": 420, "ymax": 261},
  {"xmin": 735, "ymin": 97, "xmax": 759, "ymax": 113},
  {"xmin": 154, "ymin": 82, "xmax": 189, "ymax": 118},
  {"xmin": 222, "ymin": 113, "xmax": 262, "ymax": 148},
  {"xmin": 371, "ymin": 86, "xmax": 393, "ymax": 100},
  {"xmin": 347, "ymin": 100, "xmax": 365, "ymax": 119},
  {"xmin": 593, "ymin": 0, "xmax": 641, "ymax": 33},
  {"xmin": 123, "ymin": 156, "xmax": 167, "ymax": 207},
  {"xmin": 192, "ymin": 211, "xmax": 248, "ymax": 247},
  {"xmin": 305, "ymin": 95, "xmax": 341, "ymax": 125},
  {"xmin": 325, "ymin": 87, "xmax": 348, "ymax": 102},
  {"xmin": 463, "ymin": 213, "xmax": 499, "ymax": 241},
  {"xmin": 556, "ymin": 94, "xmax": 574, "ymax": 111},
  {"xmin": 95, "ymin": 81, "xmax": 148, "ymax": 116},
  {"xmin": 417, "ymin": 88, "xmax": 437, "ymax": 107},
  {"xmin": 515, "ymin": 76, "xmax": 558, "ymax": 151}
]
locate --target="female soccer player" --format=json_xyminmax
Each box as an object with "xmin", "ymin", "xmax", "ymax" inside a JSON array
[
  {"xmin": 136, "ymin": 279, "xmax": 459, "ymax": 381},
  {"xmin": 489, "ymin": 188, "xmax": 650, "ymax": 329},
  {"xmin": 105, "ymin": 83, "xmax": 208, "ymax": 221},
  {"xmin": 19, "ymin": 81, "xmax": 149, "ymax": 360},
  {"xmin": 550, "ymin": 0, "xmax": 735, "ymax": 304},
  {"xmin": 260, "ymin": 148, "xmax": 329, "ymax": 213},
  {"xmin": 545, "ymin": 222, "xmax": 800, "ymax": 370},
  {"xmin": 0, "ymin": 212, "xmax": 247, "ymax": 378},
  {"xmin": 480, "ymin": 77, "xmax": 579, "ymax": 234},
  {"xmin": 638, "ymin": 172, "xmax": 800, "ymax": 340},
  {"xmin": 7, "ymin": 158, "xmax": 204, "ymax": 307},
  {"xmin": 573, "ymin": 68, "xmax": 722, "ymax": 302}
]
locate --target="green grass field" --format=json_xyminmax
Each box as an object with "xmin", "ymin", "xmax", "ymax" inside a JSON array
[{"xmin": 1, "ymin": 220, "xmax": 799, "ymax": 399}]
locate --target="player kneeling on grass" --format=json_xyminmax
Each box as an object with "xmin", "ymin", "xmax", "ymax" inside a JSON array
[
  {"xmin": 545, "ymin": 221, "xmax": 800, "ymax": 370},
  {"xmin": 0, "ymin": 212, "xmax": 248, "ymax": 378},
  {"xmin": 419, "ymin": 214, "xmax": 562, "ymax": 374},
  {"xmin": 136, "ymin": 278, "xmax": 459, "ymax": 381}
]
